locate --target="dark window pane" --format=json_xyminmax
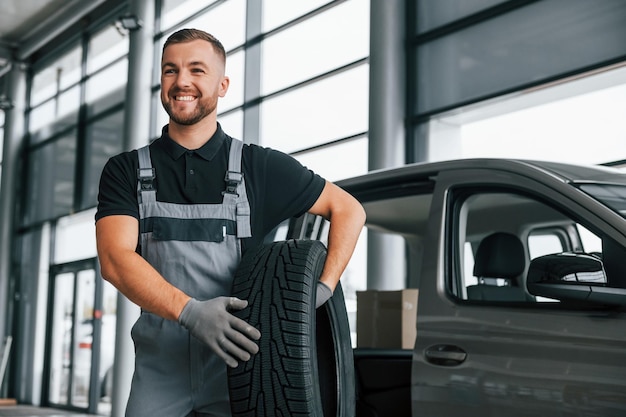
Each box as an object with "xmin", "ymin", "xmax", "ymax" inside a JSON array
[
  {"xmin": 24, "ymin": 133, "xmax": 76, "ymax": 225},
  {"xmin": 81, "ymin": 111, "xmax": 124, "ymax": 209},
  {"xmin": 415, "ymin": 0, "xmax": 626, "ymax": 115},
  {"xmin": 416, "ymin": 0, "xmax": 508, "ymax": 34}
]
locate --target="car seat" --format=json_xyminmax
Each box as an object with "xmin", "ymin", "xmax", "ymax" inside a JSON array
[
  {"xmin": 467, "ymin": 232, "xmax": 529, "ymax": 302},
  {"xmin": 601, "ymin": 238, "xmax": 626, "ymax": 288}
]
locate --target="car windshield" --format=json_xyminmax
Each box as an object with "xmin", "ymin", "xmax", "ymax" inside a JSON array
[{"xmin": 577, "ymin": 183, "xmax": 626, "ymax": 218}]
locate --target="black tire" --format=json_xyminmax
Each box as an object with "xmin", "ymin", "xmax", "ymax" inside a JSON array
[{"xmin": 228, "ymin": 239, "xmax": 355, "ymax": 417}]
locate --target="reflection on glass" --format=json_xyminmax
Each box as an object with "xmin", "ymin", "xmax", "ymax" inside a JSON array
[
  {"xmin": 84, "ymin": 111, "xmax": 124, "ymax": 209},
  {"xmin": 161, "ymin": 0, "xmax": 217, "ymax": 31},
  {"xmin": 71, "ymin": 270, "xmax": 96, "ymax": 408},
  {"xmin": 57, "ymin": 85, "xmax": 81, "ymax": 121},
  {"xmin": 177, "ymin": 0, "xmax": 246, "ymax": 51},
  {"xmin": 293, "ymin": 137, "xmax": 368, "ymax": 182},
  {"xmin": 86, "ymin": 59, "xmax": 128, "ymax": 115},
  {"xmin": 28, "ymin": 100, "xmax": 56, "ymax": 135},
  {"xmin": 261, "ymin": 0, "xmax": 369, "ymax": 95},
  {"xmin": 24, "ymin": 133, "xmax": 76, "ymax": 225},
  {"xmin": 218, "ymin": 111, "xmax": 243, "ymax": 140},
  {"xmin": 48, "ymin": 273, "xmax": 75, "ymax": 405},
  {"xmin": 48, "ymin": 268, "xmax": 99, "ymax": 410},
  {"xmin": 579, "ymin": 183, "xmax": 626, "ymax": 218},
  {"xmin": 153, "ymin": 88, "xmax": 169, "ymax": 137},
  {"xmin": 88, "ymin": 25, "xmax": 129, "ymax": 74},
  {"xmin": 31, "ymin": 46, "xmax": 82, "ymax": 107},
  {"xmin": 262, "ymin": 0, "xmax": 332, "ymax": 32},
  {"xmin": 416, "ymin": 1, "xmax": 626, "ymax": 114},
  {"xmin": 416, "ymin": 0, "xmax": 506, "ymax": 34},
  {"xmin": 220, "ymin": 50, "xmax": 244, "ymax": 111},
  {"xmin": 29, "ymin": 86, "xmax": 80, "ymax": 139},
  {"xmin": 260, "ymin": 65, "xmax": 368, "ymax": 152},
  {"xmin": 54, "ymin": 210, "xmax": 98, "ymax": 264},
  {"xmin": 98, "ymin": 280, "xmax": 118, "ymax": 413}
]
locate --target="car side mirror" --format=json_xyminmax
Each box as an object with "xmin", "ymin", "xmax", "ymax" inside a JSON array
[{"xmin": 527, "ymin": 252, "xmax": 626, "ymax": 306}]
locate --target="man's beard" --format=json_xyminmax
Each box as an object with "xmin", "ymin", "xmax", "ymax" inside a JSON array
[{"xmin": 162, "ymin": 98, "xmax": 216, "ymax": 126}]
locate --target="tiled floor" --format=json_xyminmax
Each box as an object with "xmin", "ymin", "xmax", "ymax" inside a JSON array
[{"xmin": 0, "ymin": 405, "xmax": 100, "ymax": 417}]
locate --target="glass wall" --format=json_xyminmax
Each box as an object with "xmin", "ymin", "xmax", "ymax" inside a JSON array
[
  {"xmin": 12, "ymin": 3, "xmax": 129, "ymax": 406},
  {"xmin": 410, "ymin": 0, "xmax": 626, "ymax": 164},
  {"xmin": 153, "ymin": 0, "xmax": 370, "ymax": 182},
  {"xmin": 412, "ymin": 0, "xmax": 626, "ymax": 118},
  {"xmin": 258, "ymin": 0, "xmax": 369, "ymax": 180},
  {"xmin": 414, "ymin": 0, "xmax": 626, "ymax": 166},
  {"xmin": 427, "ymin": 64, "xmax": 626, "ymax": 166},
  {"xmin": 24, "ymin": 18, "xmax": 128, "ymax": 228}
]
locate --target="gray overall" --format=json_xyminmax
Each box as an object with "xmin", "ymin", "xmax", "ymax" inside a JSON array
[{"xmin": 125, "ymin": 138, "xmax": 251, "ymax": 417}]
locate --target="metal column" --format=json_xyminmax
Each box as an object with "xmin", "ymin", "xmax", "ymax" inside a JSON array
[
  {"xmin": 110, "ymin": 1, "xmax": 154, "ymax": 416},
  {"xmin": 367, "ymin": 0, "xmax": 407, "ymax": 290},
  {"xmin": 242, "ymin": 0, "xmax": 262, "ymax": 145},
  {"xmin": 0, "ymin": 63, "xmax": 26, "ymax": 362}
]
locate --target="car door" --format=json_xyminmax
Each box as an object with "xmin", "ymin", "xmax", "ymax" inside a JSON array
[{"xmin": 412, "ymin": 166, "xmax": 626, "ymax": 417}]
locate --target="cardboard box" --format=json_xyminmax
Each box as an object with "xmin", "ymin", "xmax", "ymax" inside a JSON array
[{"xmin": 356, "ymin": 289, "xmax": 419, "ymax": 349}]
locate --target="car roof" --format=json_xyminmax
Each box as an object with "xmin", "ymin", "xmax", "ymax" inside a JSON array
[{"xmin": 337, "ymin": 158, "xmax": 626, "ymax": 193}]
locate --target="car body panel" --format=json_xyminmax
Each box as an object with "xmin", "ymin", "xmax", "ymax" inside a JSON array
[{"xmin": 332, "ymin": 159, "xmax": 626, "ymax": 416}]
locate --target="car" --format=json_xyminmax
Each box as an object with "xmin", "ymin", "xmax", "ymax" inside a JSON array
[{"xmin": 286, "ymin": 158, "xmax": 626, "ymax": 417}]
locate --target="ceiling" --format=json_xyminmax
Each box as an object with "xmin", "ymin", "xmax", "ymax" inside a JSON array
[
  {"xmin": 0, "ymin": 0, "xmax": 111, "ymax": 62},
  {"xmin": 0, "ymin": 0, "xmax": 69, "ymax": 48}
]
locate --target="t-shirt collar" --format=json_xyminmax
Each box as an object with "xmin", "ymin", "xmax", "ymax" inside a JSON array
[{"xmin": 159, "ymin": 123, "xmax": 226, "ymax": 161}]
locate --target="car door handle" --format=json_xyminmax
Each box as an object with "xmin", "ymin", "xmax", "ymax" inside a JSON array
[{"xmin": 424, "ymin": 344, "xmax": 467, "ymax": 366}]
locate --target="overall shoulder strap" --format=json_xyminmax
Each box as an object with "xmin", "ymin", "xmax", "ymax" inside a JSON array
[
  {"xmin": 137, "ymin": 146, "xmax": 156, "ymax": 204},
  {"xmin": 223, "ymin": 138, "xmax": 251, "ymax": 238}
]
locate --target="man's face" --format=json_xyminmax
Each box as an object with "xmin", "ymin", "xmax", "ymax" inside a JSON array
[{"xmin": 160, "ymin": 39, "xmax": 229, "ymax": 126}]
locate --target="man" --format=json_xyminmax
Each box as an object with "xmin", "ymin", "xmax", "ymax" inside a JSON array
[{"xmin": 95, "ymin": 28, "xmax": 365, "ymax": 417}]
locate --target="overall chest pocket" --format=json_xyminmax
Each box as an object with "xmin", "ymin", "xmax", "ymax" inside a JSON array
[{"xmin": 145, "ymin": 217, "xmax": 236, "ymax": 242}]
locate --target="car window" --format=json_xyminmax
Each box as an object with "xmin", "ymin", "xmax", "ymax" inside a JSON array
[
  {"xmin": 528, "ymin": 233, "xmax": 564, "ymax": 259},
  {"xmin": 292, "ymin": 190, "xmax": 433, "ymax": 345},
  {"xmin": 449, "ymin": 189, "xmax": 614, "ymax": 305}
]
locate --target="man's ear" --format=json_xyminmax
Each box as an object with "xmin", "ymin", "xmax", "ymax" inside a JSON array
[{"xmin": 219, "ymin": 75, "xmax": 230, "ymax": 98}]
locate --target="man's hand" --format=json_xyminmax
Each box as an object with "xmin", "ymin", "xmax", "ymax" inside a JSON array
[
  {"xmin": 316, "ymin": 281, "xmax": 333, "ymax": 308},
  {"xmin": 178, "ymin": 297, "xmax": 261, "ymax": 368}
]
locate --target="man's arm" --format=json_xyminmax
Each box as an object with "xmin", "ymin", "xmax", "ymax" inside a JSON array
[
  {"xmin": 96, "ymin": 214, "xmax": 261, "ymax": 367},
  {"xmin": 96, "ymin": 215, "xmax": 190, "ymax": 320},
  {"xmin": 308, "ymin": 181, "xmax": 366, "ymax": 292}
]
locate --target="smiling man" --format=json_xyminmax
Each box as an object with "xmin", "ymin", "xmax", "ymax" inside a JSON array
[
  {"xmin": 95, "ymin": 29, "xmax": 365, "ymax": 417},
  {"xmin": 161, "ymin": 36, "xmax": 228, "ymax": 134}
]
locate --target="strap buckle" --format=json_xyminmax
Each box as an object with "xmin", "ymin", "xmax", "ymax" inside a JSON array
[
  {"xmin": 222, "ymin": 171, "xmax": 243, "ymax": 196},
  {"xmin": 137, "ymin": 168, "xmax": 156, "ymax": 191}
]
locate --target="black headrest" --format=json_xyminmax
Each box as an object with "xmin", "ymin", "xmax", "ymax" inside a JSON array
[
  {"xmin": 602, "ymin": 238, "xmax": 626, "ymax": 288},
  {"xmin": 473, "ymin": 232, "xmax": 525, "ymax": 278}
]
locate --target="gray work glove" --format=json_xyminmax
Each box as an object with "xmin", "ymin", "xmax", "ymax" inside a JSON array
[
  {"xmin": 316, "ymin": 281, "xmax": 333, "ymax": 308},
  {"xmin": 179, "ymin": 297, "xmax": 261, "ymax": 368}
]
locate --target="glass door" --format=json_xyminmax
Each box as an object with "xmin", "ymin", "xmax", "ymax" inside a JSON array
[{"xmin": 43, "ymin": 258, "xmax": 102, "ymax": 414}]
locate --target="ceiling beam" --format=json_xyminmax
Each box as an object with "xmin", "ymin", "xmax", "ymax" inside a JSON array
[{"xmin": 17, "ymin": 0, "xmax": 110, "ymax": 60}]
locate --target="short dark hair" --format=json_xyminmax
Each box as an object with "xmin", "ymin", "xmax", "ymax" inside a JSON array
[{"xmin": 163, "ymin": 28, "xmax": 226, "ymax": 63}]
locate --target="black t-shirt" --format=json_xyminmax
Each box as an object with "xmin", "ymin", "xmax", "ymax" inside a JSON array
[{"xmin": 96, "ymin": 124, "xmax": 326, "ymax": 253}]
